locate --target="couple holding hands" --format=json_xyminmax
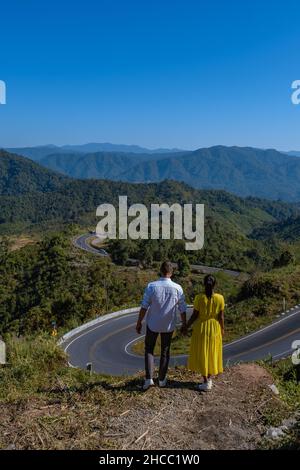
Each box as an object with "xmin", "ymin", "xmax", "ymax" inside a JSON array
[{"xmin": 136, "ymin": 261, "xmax": 225, "ymax": 391}]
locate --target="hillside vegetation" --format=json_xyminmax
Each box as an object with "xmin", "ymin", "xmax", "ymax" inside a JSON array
[
  {"xmin": 251, "ymin": 216, "xmax": 300, "ymax": 242},
  {"xmin": 0, "ymin": 150, "xmax": 66, "ymax": 195}
]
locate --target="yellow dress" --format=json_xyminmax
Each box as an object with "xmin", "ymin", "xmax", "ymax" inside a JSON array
[{"xmin": 188, "ymin": 293, "xmax": 224, "ymax": 376}]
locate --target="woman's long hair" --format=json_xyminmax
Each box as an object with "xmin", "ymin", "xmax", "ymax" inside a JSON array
[{"xmin": 204, "ymin": 275, "xmax": 216, "ymax": 299}]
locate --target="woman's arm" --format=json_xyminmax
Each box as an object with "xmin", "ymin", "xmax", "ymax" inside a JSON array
[
  {"xmin": 186, "ymin": 309, "xmax": 199, "ymax": 329},
  {"xmin": 218, "ymin": 310, "xmax": 225, "ymax": 336}
]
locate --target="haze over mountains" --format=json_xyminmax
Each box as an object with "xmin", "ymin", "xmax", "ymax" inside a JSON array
[
  {"xmin": 6, "ymin": 143, "xmax": 184, "ymax": 162},
  {"xmin": 2, "ymin": 144, "xmax": 300, "ymax": 201},
  {"xmin": 287, "ymin": 151, "xmax": 300, "ymax": 158}
]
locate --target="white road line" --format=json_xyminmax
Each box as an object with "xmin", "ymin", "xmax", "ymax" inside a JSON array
[
  {"xmin": 124, "ymin": 336, "xmax": 187, "ymax": 360},
  {"xmin": 272, "ymin": 349, "xmax": 293, "ymax": 360},
  {"xmin": 223, "ymin": 308, "xmax": 300, "ymax": 349},
  {"xmin": 64, "ymin": 313, "xmax": 138, "ymax": 353},
  {"xmin": 124, "ymin": 335, "xmax": 146, "ymax": 358}
]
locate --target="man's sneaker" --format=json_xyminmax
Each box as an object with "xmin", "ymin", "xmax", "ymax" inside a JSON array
[
  {"xmin": 159, "ymin": 377, "xmax": 167, "ymax": 388},
  {"xmin": 143, "ymin": 379, "xmax": 155, "ymax": 391},
  {"xmin": 198, "ymin": 379, "xmax": 212, "ymax": 391}
]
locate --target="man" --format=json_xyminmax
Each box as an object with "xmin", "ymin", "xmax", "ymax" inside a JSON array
[{"xmin": 136, "ymin": 261, "xmax": 187, "ymax": 390}]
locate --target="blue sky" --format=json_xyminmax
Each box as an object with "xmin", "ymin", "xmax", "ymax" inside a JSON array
[{"xmin": 0, "ymin": 0, "xmax": 300, "ymax": 150}]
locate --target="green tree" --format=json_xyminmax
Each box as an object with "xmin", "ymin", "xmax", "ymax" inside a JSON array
[
  {"xmin": 176, "ymin": 254, "xmax": 190, "ymax": 277},
  {"xmin": 273, "ymin": 250, "xmax": 295, "ymax": 268}
]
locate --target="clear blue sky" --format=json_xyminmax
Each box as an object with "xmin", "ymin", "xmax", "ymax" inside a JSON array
[{"xmin": 0, "ymin": 0, "xmax": 300, "ymax": 150}]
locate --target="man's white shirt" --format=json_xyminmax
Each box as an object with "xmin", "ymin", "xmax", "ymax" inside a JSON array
[{"xmin": 141, "ymin": 277, "xmax": 186, "ymax": 333}]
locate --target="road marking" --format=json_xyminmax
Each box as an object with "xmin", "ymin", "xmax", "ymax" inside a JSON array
[
  {"xmin": 124, "ymin": 335, "xmax": 187, "ymax": 360},
  {"xmin": 125, "ymin": 335, "xmax": 146, "ymax": 358},
  {"xmin": 223, "ymin": 308, "xmax": 300, "ymax": 349},
  {"xmin": 90, "ymin": 322, "xmax": 137, "ymax": 359},
  {"xmin": 227, "ymin": 327, "xmax": 300, "ymax": 360},
  {"xmin": 64, "ymin": 313, "xmax": 138, "ymax": 353},
  {"xmin": 272, "ymin": 349, "xmax": 293, "ymax": 360}
]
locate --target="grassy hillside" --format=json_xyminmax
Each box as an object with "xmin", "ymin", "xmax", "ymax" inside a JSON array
[{"xmin": 0, "ymin": 334, "xmax": 298, "ymax": 450}]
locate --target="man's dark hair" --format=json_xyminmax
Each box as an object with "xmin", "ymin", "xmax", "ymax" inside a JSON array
[{"xmin": 160, "ymin": 260, "xmax": 173, "ymax": 276}]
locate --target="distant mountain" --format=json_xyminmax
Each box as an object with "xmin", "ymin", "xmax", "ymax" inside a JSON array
[
  {"xmin": 38, "ymin": 151, "xmax": 188, "ymax": 179},
  {"xmin": 0, "ymin": 150, "xmax": 66, "ymax": 195},
  {"xmin": 60, "ymin": 142, "xmax": 184, "ymax": 154},
  {"xmin": 118, "ymin": 146, "xmax": 300, "ymax": 202},
  {"xmin": 5, "ymin": 145, "xmax": 62, "ymax": 162},
  {"xmin": 5, "ymin": 143, "xmax": 185, "ymax": 161}
]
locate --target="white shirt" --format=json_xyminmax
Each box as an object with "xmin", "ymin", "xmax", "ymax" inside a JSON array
[{"xmin": 141, "ymin": 277, "xmax": 186, "ymax": 333}]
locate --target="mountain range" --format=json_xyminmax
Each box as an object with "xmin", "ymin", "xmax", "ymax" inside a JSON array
[
  {"xmin": 3, "ymin": 144, "xmax": 300, "ymax": 201},
  {"xmin": 5, "ymin": 143, "xmax": 184, "ymax": 162},
  {"xmin": 1, "ymin": 148, "xmax": 299, "ymax": 270},
  {"xmin": 5, "ymin": 145, "xmax": 300, "ymax": 202}
]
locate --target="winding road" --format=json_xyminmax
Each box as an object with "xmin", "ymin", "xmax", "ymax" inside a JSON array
[
  {"xmin": 60, "ymin": 234, "xmax": 300, "ymax": 376},
  {"xmin": 73, "ymin": 234, "xmax": 241, "ymax": 277}
]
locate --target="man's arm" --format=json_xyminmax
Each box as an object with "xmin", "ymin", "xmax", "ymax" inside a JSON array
[
  {"xmin": 180, "ymin": 311, "xmax": 187, "ymax": 334},
  {"xmin": 136, "ymin": 307, "xmax": 147, "ymax": 334},
  {"xmin": 136, "ymin": 284, "xmax": 151, "ymax": 334},
  {"xmin": 178, "ymin": 288, "xmax": 187, "ymax": 333}
]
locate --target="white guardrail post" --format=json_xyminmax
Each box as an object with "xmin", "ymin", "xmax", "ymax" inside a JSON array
[{"xmin": 0, "ymin": 339, "xmax": 6, "ymax": 365}]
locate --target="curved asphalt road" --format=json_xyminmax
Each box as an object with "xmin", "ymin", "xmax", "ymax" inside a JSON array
[
  {"xmin": 61, "ymin": 305, "xmax": 300, "ymax": 376},
  {"xmin": 73, "ymin": 234, "xmax": 241, "ymax": 277},
  {"xmin": 62, "ymin": 233, "xmax": 300, "ymax": 375},
  {"xmin": 73, "ymin": 234, "xmax": 107, "ymax": 257}
]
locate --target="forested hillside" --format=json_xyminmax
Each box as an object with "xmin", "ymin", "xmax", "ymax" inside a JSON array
[
  {"xmin": 0, "ymin": 150, "xmax": 66, "ymax": 195},
  {"xmin": 251, "ymin": 216, "xmax": 300, "ymax": 242}
]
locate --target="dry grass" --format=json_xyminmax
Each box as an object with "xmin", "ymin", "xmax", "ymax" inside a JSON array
[
  {"xmin": 9, "ymin": 235, "xmax": 37, "ymax": 251},
  {"xmin": 0, "ymin": 343, "xmax": 288, "ymax": 450}
]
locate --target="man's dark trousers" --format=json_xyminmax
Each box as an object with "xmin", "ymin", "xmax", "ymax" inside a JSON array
[{"xmin": 145, "ymin": 326, "xmax": 173, "ymax": 381}]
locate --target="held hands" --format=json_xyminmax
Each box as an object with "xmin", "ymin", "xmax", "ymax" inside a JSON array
[
  {"xmin": 180, "ymin": 322, "xmax": 188, "ymax": 336},
  {"xmin": 136, "ymin": 320, "xmax": 142, "ymax": 334}
]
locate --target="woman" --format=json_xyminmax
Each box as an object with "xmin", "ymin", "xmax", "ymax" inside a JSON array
[{"xmin": 186, "ymin": 275, "xmax": 224, "ymax": 391}]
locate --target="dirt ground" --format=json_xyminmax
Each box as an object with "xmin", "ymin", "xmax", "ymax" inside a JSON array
[
  {"xmin": 0, "ymin": 364, "xmax": 288, "ymax": 450},
  {"xmin": 9, "ymin": 236, "xmax": 36, "ymax": 251}
]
